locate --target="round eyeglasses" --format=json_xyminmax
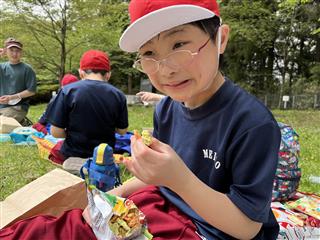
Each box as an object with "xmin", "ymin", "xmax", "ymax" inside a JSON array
[{"xmin": 133, "ymin": 38, "xmax": 211, "ymax": 75}]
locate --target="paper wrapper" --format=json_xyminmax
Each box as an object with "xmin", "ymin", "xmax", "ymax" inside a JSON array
[{"xmin": 86, "ymin": 186, "xmax": 152, "ymax": 240}]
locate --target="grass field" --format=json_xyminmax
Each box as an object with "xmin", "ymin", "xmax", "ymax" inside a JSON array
[{"xmin": 0, "ymin": 105, "xmax": 319, "ymax": 201}]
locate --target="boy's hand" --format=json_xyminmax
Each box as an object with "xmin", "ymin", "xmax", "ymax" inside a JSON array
[
  {"xmin": 82, "ymin": 206, "xmax": 92, "ymax": 226},
  {"xmin": 0, "ymin": 48, "xmax": 6, "ymax": 57},
  {"xmin": 0, "ymin": 95, "xmax": 10, "ymax": 104},
  {"xmin": 124, "ymin": 135, "xmax": 189, "ymax": 191}
]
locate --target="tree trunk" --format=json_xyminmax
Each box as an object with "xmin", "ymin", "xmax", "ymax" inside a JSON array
[
  {"xmin": 59, "ymin": 0, "xmax": 68, "ymax": 85},
  {"xmin": 127, "ymin": 75, "xmax": 132, "ymax": 94}
]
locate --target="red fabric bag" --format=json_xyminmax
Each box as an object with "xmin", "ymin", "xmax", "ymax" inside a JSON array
[
  {"xmin": 48, "ymin": 140, "xmax": 65, "ymax": 164},
  {"xmin": 0, "ymin": 209, "xmax": 96, "ymax": 240},
  {"xmin": 128, "ymin": 185, "xmax": 201, "ymax": 240}
]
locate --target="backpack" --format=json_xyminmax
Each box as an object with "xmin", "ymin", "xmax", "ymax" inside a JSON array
[
  {"xmin": 272, "ymin": 122, "xmax": 301, "ymax": 202},
  {"xmin": 114, "ymin": 131, "xmax": 133, "ymax": 154}
]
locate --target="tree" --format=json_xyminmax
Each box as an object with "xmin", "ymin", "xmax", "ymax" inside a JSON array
[
  {"xmin": 109, "ymin": 49, "xmax": 144, "ymax": 94},
  {"xmin": 275, "ymin": 0, "xmax": 320, "ymax": 96},
  {"xmin": 1, "ymin": 0, "xmax": 128, "ymax": 84},
  {"xmin": 220, "ymin": 0, "xmax": 278, "ymax": 95}
]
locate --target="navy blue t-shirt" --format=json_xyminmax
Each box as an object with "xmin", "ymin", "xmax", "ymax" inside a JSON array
[
  {"xmin": 46, "ymin": 80, "xmax": 128, "ymax": 158},
  {"xmin": 154, "ymin": 79, "xmax": 280, "ymax": 239}
]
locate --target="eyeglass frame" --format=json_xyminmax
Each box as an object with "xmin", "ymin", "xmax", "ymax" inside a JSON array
[{"xmin": 133, "ymin": 38, "xmax": 211, "ymax": 75}]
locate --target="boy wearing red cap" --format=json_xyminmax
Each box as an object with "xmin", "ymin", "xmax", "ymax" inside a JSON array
[
  {"xmin": 0, "ymin": 38, "xmax": 37, "ymax": 124},
  {"xmin": 111, "ymin": 0, "xmax": 281, "ymax": 239},
  {"xmin": 45, "ymin": 50, "xmax": 128, "ymax": 162}
]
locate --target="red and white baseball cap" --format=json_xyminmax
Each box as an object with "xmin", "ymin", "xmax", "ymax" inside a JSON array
[{"xmin": 119, "ymin": 0, "xmax": 220, "ymax": 52}]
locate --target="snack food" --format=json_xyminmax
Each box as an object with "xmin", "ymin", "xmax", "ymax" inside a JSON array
[
  {"xmin": 133, "ymin": 130, "xmax": 141, "ymax": 139},
  {"xmin": 113, "ymin": 154, "xmax": 131, "ymax": 164},
  {"xmin": 87, "ymin": 186, "xmax": 153, "ymax": 240},
  {"xmin": 108, "ymin": 198, "xmax": 146, "ymax": 239},
  {"xmin": 134, "ymin": 130, "xmax": 153, "ymax": 146},
  {"xmin": 141, "ymin": 130, "xmax": 153, "ymax": 146}
]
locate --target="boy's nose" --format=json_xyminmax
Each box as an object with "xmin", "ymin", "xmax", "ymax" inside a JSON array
[{"xmin": 158, "ymin": 59, "xmax": 179, "ymax": 76}]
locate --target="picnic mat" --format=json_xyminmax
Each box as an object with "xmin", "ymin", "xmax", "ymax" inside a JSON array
[
  {"xmin": 272, "ymin": 192, "xmax": 320, "ymax": 239},
  {"xmin": 32, "ymin": 135, "xmax": 131, "ymax": 164},
  {"xmin": 32, "ymin": 135, "xmax": 56, "ymax": 160}
]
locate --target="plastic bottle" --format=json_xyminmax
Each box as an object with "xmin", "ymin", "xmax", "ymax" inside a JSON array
[{"xmin": 80, "ymin": 143, "xmax": 121, "ymax": 192}]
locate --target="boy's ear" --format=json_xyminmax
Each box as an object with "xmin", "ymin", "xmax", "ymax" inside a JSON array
[
  {"xmin": 219, "ymin": 24, "xmax": 230, "ymax": 54},
  {"xmin": 105, "ymin": 71, "xmax": 111, "ymax": 81},
  {"xmin": 78, "ymin": 69, "xmax": 85, "ymax": 79}
]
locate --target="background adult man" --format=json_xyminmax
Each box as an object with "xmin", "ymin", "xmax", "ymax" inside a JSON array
[{"xmin": 0, "ymin": 38, "xmax": 37, "ymax": 124}]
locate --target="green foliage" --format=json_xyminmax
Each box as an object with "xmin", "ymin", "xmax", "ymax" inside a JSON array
[
  {"xmin": 310, "ymin": 63, "xmax": 320, "ymax": 84},
  {"xmin": 1, "ymin": 0, "xmax": 130, "ymax": 83},
  {"xmin": 109, "ymin": 49, "xmax": 144, "ymax": 93},
  {"xmin": 274, "ymin": 0, "xmax": 320, "ymax": 95},
  {"xmin": 221, "ymin": 0, "xmax": 278, "ymax": 95}
]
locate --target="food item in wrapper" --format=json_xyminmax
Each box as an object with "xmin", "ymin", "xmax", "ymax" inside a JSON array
[
  {"xmin": 87, "ymin": 186, "xmax": 153, "ymax": 240},
  {"xmin": 108, "ymin": 195, "xmax": 146, "ymax": 239},
  {"xmin": 109, "ymin": 205, "xmax": 144, "ymax": 239}
]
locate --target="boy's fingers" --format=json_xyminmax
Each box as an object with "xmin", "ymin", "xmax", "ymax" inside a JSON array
[
  {"xmin": 82, "ymin": 207, "xmax": 91, "ymax": 226},
  {"xmin": 148, "ymin": 137, "xmax": 167, "ymax": 153}
]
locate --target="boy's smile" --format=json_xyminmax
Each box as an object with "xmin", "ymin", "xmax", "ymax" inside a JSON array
[{"xmin": 138, "ymin": 24, "xmax": 228, "ymax": 109}]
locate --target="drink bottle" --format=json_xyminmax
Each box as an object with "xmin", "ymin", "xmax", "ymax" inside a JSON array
[{"xmin": 80, "ymin": 143, "xmax": 121, "ymax": 192}]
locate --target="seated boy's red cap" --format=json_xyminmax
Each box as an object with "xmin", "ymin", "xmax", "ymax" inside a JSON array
[
  {"xmin": 119, "ymin": 0, "xmax": 220, "ymax": 52},
  {"xmin": 80, "ymin": 50, "xmax": 111, "ymax": 71},
  {"xmin": 61, "ymin": 74, "xmax": 78, "ymax": 86}
]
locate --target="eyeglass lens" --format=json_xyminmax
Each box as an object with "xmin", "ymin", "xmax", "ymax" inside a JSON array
[{"xmin": 139, "ymin": 51, "xmax": 194, "ymax": 74}]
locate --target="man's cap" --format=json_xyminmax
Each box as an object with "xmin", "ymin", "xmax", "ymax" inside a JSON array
[
  {"xmin": 61, "ymin": 74, "xmax": 79, "ymax": 86},
  {"xmin": 119, "ymin": 0, "xmax": 220, "ymax": 52},
  {"xmin": 5, "ymin": 38, "xmax": 23, "ymax": 49},
  {"xmin": 80, "ymin": 50, "xmax": 111, "ymax": 71}
]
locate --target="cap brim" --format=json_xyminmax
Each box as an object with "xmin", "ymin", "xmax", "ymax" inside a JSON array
[
  {"xmin": 7, "ymin": 44, "xmax": 22, "ymax": 49},
  {"xmin": 119, "ymin": 5, "xmax": 215, "ymax": 52}
]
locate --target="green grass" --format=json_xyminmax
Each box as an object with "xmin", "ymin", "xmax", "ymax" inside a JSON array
[{"xmin": 0, "ymin": 106, "xmax": 319, "ymax": 201}]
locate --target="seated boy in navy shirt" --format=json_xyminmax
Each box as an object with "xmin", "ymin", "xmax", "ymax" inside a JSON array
[{"xmin": 46, "ymin": 50, "xmax": 128, "ymax": 163}]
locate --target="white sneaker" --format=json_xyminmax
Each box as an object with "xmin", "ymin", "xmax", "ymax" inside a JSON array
[{"xmin": 63, "ymin": 157, "xmax": 87, "ymax": 176}]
